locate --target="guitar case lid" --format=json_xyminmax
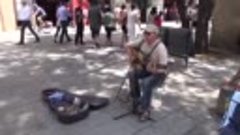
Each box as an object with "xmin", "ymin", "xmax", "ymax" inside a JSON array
[{"xmin": 79, "ymin": 95, "xmax": 109, "ymax": 111}]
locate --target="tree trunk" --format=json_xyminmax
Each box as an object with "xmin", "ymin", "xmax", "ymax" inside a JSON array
[{"xmin": 195, "ymin": 0, "xmax": 214, "ymax": 53}]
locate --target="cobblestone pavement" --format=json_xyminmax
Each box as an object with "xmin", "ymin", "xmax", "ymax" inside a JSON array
[{"xmin": 0, "ymin": 28, "xmax": 239, "ymax": 135}]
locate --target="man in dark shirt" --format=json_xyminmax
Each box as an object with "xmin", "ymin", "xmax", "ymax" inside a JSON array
[
  {"xmin": 88, "ymin": 4, "xmax": 102, "ymax": 48},
  {"xmin": 74, "ymin": 7, "xmax": 84, "ymax": 45}
]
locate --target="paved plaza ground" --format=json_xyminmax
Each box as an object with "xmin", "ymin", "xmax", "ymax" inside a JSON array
[{"xmin": 0, "ymin": 28, "xmax": 239, "ymax": 135}]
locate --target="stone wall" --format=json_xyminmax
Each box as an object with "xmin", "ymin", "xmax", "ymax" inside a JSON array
[
  {"xmin": 211, "ymin": 0, "xmax": 240, "ymax": 52},
  {"xmin": 0, "ymin": 0, "xmax": 17, "ymax": 32}
]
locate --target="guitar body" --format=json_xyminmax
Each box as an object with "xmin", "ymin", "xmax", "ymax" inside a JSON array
[{"xmin": 128, "ymin": 48, "xmax": 145, "ymax": 70}]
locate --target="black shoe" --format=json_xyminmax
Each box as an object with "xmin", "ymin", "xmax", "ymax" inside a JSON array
[
  {"xmin": 35, "ymin": 38, "xmax": 40, "ymax": 43},
  {"xmin": 54, "ymin": 38, "xmax": 57, "ymax": 43},
  {"xmin": 16, "ymin": 42, "xmax": 24, "ymax": 45},
  {"xmin": 67, "ymin": 39, "xmax": 72, "ymax": 42},
  {"xmin": 139, "ymin": 110, "xmax": 151, "ymax": 122},
  {"xmin": 59, "ymin": 39, "xmax": 63, "ymax": 44},
  {"xmin": 80, "ymin": 41, "xmax": 85, "ymax": 45},
  {"xmin": 95, "ymin": 43, "xmax": 100, "ymax": 48}
]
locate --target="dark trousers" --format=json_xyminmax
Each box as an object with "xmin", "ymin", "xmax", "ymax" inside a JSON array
[
  {"xmin": 128, "ymin": 69, "xmax": 166, "ymax": 112},
  {"xmin": 59, "ymin": 21, "xmax": 71, "ymax": 43},
  {"xmin": 19, "ymin": 21, "xmax": 39, "ymax": 44},
  {"xmin": 75, "ymin": 23, "xmax": 84, "ymax": 44},
  {"xmin": 54, "ymin": 25, "xmax": 61, "ymax": 42},
  {"xmin": 105, "ymin": 27, "xmax": 114, "ymax": 40},
  {"xmin": 90, "ymin": 26, "xmax": 100, "ymax": 47},
  {"xmin": 220, "ymin": 124, "xmax": 239, "ymax": 135},
  {"xmin": 90, "ymin": 27, "xmax": 100, "ymax": 39},
  {"xmin": 54, "ymin": 25, "xmax": 71, "ymax": 43},
  {"xmin": 121, "ymin": 24, "xmax": 127, "ymax": 35}
]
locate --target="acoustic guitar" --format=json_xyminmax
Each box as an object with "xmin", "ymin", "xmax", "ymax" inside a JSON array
[
  {"xmin": 127, "ymin": 46, "xmax": 167, "ymax": 73},
  {"xmin": 128, "ymin": 47, "xmax": 147, "ymax": 70}
]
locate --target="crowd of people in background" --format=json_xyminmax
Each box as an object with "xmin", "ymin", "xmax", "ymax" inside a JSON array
[
  {"xmin": 16, "ymin": 0, "xmax": 174, "ymax": 47},
  {"xmin": 16, "ymin": 0, "xmax": 201, "ymax": 47}
]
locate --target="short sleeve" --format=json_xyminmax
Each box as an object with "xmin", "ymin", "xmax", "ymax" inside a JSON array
[{"xmin": 157, "ymin": 43, "xmax": 168, "ymax": 65}]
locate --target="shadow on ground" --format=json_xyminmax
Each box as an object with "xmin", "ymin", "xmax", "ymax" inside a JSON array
[{"xmin": 0, "ymin": 32, "xmax": 239, "ymax": 135}]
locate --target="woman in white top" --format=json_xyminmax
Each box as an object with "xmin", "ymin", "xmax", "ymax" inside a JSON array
[
  {"xmin": 147, "ymin": 7, "xmax": 157, "ymax": 24},
  {"xmin": 127, "ymin": 4, "xmax": 140, "ymax": 41}
]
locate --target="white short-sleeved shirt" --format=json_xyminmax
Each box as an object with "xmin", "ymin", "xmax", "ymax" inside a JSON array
[
  {"xmin": 18, "ymin": 5, "xmax": 32, "ymax": 21},
  {"xmin": 126, "ymin": 38, "xmax": 168, "ymax": 66}
]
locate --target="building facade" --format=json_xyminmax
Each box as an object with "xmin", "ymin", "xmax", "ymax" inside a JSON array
[
  {"xmin": 211, "ymin": 0, "xmax": 240, "ymax": 52},
  {"xmin": 0, "ymin": 0, "xmax": 17, "ymax": 32}
]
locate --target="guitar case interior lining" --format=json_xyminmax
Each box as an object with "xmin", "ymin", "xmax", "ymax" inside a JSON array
[
  {"xmin": 42, "ymin": 88, "xmax": 109, "ymax": 124},
  {"xmin": 56, "ymin": 101, "xmax": 90, "ymax": 124},
  {"xmin": 42, "ymin": 88, "xmax": 90, "ymax": 124}
]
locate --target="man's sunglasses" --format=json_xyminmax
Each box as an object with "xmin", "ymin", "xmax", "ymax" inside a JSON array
[{"xmin": 144, "ymin": 31, "xmax": 151, "ymax": 36}]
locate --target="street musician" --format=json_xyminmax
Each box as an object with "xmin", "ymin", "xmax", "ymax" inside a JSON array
[{"xmin": 125, "ymin": 24, "xmax": 168, "ymax": 121}]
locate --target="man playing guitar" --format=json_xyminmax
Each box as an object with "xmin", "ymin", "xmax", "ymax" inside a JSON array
[{"xmin": 125, "ymin": 24, "xmax": 168, "ymax": 121}]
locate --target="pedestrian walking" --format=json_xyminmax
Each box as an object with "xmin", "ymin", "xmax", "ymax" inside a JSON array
[
  {"xmin": 74, "ymin": 6, "xmax": 84, "ymax": 45},
  {"xmin": 102, "ymin": 5, "xmax": 116, "ymax": 46},
  {"xmin": 56, "ymin": 2, "xmax": 72, "ymax": 44},
  {"xmin": 33, "ymin": 3, "xmax": 47, "ymax": 32},
  {"xmin": 127, "ymin": 4, "xmax": 141, "ymax": 41},
  {"xmin": 17, "ymin": 1, "xmax": 40, "ymax": 45},
  {"xmin": 88, "ymin": 4, "xmax": 102, "ymax": 48},
  {"xmin": 119, "ymin": 4, "xmax": 128, "ymax": 43}
]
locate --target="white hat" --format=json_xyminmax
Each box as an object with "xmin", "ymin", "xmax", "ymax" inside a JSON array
[{"xmin": 143, "ymin": 24, "xmax": 159, "ymax": 34}]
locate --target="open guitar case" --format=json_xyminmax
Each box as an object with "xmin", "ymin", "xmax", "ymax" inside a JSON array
[{"xmin": 42, "ymin": 88, "xmax": 109, "ymax": 124}]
